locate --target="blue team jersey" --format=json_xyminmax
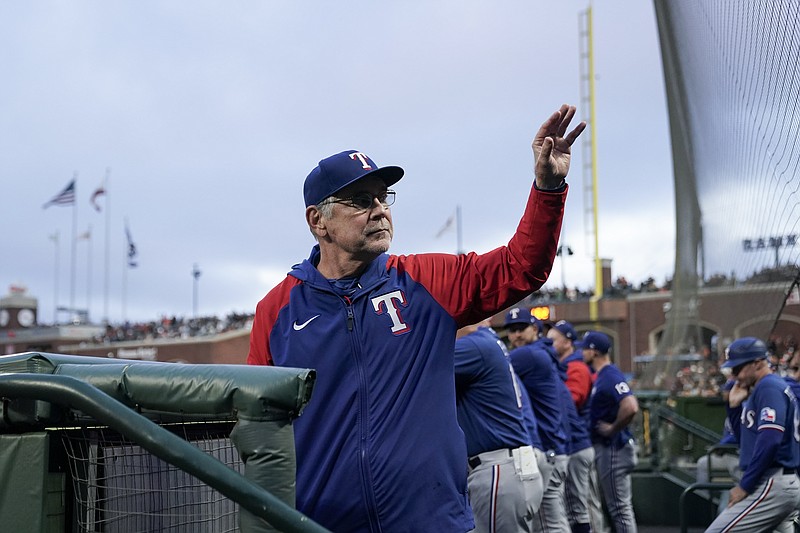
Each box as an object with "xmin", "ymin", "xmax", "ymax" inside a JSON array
[
  {"xmin": 510, "ymin": 338, "xmax": 568, "ymax": 454},
  {"xmin": 590, "ymin": 364, "xmax": 634, "ymax": 448},
  {"xmin": 518, "ymin": 375, "xmax": 543, "ymax": 450},
  {"xmin": 738, "ymin": 373, "xmax": 800, "ymax": 480},
  {"xmin": 454, "ymin": 327, "xmax": 532, "ymax": 457}
]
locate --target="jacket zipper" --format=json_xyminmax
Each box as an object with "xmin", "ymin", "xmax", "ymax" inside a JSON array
[{"xmin": 343, "ymin": 295, "xmax": 382, "ymax": 532}]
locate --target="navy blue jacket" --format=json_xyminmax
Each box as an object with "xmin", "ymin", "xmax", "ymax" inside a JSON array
[
  {"xmin": 454, "ymin": 327, "xmax": 532, "ymax": 457},
  {"xmin": 509, "ymin": 338, "xmax": 569, "ymax": 454}
]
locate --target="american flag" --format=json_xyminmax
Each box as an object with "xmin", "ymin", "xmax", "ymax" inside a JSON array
[{"xmin": 43, "ymin": 179, "xmax": 76, "ymax": 209}]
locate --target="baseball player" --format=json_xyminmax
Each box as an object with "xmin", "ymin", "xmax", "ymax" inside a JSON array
[
  {"xmin": 455, "ymin": 322, "xmax": 544, "ymax": 533},
  {"xmin": 785, "ymin": 352, "xmax": 800, "ymax": 481},
  {"xmin": 248, "ymin": 106, "xmax": 585, "ymax": 532},
  {"xmin": 507, "ymin": 309, "xmax": 571, "ymax": 532},
  {"xmin": 506, "ymin": 307, "xmax": 542, "ymax": 349},
  {"xmin": 583, "ymin": 331, "xmax": 638, "ymax": 533},
  {"xmin": 548, "ymin": 320, "xmax": 594, "ymax": 533},
  {"xmin": 705, "ymin": 337, "xmax": 800, "ymax": 532},
  {"xmin": 695, "ymin": 379, "xmax": 740, "ymax": 511}
]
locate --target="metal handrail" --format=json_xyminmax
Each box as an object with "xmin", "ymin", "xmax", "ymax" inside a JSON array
[
  {"xmin": 0, "ymin": 373, "xmax": 330, "ymax": 533},
  {"xmin": 679, "ymin": 481, "xmax": 734, "ymax": 533},
  {"xmin": 704, "ymin": 443, "xmax": 739, "ymax": 482},
  {"xmin": 653, "ymin": 403, "xmax": 724, "ymax": 443}
]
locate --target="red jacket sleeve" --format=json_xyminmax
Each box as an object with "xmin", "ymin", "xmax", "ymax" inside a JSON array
[
  {"xmin": 247, "ymin": 276, "xmax": 300, "ymax": 366},
  {"xmin": 565, "ymin": 360, "xmax": 593, "ymax": 408},
  {"xmin": 387, "ymin": 185, "xmax": 566, "ymax": 327}
]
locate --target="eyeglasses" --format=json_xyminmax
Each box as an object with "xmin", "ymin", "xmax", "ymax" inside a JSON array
[
  {"xmin": 326, "ymin": 190, "xmax": 396, "ymax": 211},
  {"xmin": 507, "ymin": 324, "xmax": 531, "ymax": 333}
]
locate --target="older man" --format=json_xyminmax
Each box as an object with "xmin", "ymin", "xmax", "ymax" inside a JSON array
[{"xmin": 248, "ymin": 106, "xmax": 585, "ymax": 532}]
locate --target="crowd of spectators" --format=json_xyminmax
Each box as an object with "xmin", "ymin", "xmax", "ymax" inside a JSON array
[
  {"xmin": 92, "ymin": 312, "xmax": 255, "ymax": 344},
  {"xmin": 527, "ymin": 263, "xmax": 797, "ymax": 307},
  {"xmin": 633, "ymin": 333, "xmax": 799, "ymax": 397},
  {"xmin": 78, "ymin": 265, "xmax": 798, "ymax": 402},
  {"xmin": 523, "ymin": 275, "xmax": 673, "ymax": 306},
  {"xmin": 667, "ymin": 361, "xmax": 728, "ymax": 397}
]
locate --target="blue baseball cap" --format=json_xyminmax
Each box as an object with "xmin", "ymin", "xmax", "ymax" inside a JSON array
[
  {"xmin": 552, "ymin": 320, "xmax": 577, "ymax": 342},
  {"xmin": 582, "ymin": 331, "xmax": 611, "ymax": 354},
  {"xmin": 504, "ymin": 307, "xmax": 540, "ymax": 329},
  {"xmin": 722, "ymin": 337, "xmax": 768, "ymax": 369},
  {"xmin": 303, "ymin": 150, "xmax": 404, "ymax": 207}
]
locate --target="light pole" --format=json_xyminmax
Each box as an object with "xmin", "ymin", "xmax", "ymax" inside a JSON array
[
  {"xmin": 192, "ymin": 264, "xmax": 201, "ymax": 318},
  {"xmin": 556, "ymin": 244, "xmax": 574, "ymax": 294}
]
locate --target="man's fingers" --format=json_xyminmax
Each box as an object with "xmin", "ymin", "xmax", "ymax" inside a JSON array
[
  {"xmin": 556, "ymin": 105, "xmax": 575, "ymax": 137},
  {"xmin": 539, "ymin": 136, "xmax": 554, "ymax": 161},
  {"xmin": 565, "ymin": 122, "xmax": 587, "ymax": 146},
  {"xmin": 538, "ymin": 109, "xmax": 563, "ymax": 140}
]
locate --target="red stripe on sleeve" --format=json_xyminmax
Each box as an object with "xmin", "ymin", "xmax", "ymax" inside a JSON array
[{"xmin": 247, "ymin": 276, "xmax": 300, "ymax": 366}]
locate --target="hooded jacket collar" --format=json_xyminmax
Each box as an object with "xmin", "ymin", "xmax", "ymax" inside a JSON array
[{"xmin": 289, "ymin": 244, "xmax": 391, "ymax": 297}]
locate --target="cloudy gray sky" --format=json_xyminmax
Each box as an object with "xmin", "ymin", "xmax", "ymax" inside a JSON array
[{"xmin": 1, "ymin": 1, "xmax": 674, "ymax": 325}]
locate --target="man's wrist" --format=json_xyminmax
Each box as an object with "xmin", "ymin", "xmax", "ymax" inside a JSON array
[{"xmin": 534, "ymin": 178, "xmax": 567, "ymax": 192}]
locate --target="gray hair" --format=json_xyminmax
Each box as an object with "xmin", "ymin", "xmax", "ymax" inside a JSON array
[
  {"xmin": 315, "ymin": 197, "xmax": 335, "ymax": 219},
  {"xmin": 309, "ymin": 197, "xmax": 336, "ymax": 241}
]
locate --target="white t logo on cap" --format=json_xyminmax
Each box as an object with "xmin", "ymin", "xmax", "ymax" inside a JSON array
[{"xmin": 350, "ymin": 152, "xmax": 373, "ymax": 170}]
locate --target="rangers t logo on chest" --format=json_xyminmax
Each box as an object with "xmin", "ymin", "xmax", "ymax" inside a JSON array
[{"xmin": 371, "ymin": 290, "xmax": 411, "ymax": 335}]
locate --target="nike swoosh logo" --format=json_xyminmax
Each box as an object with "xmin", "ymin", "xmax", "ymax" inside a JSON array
[{"xmin": 293, "ymin": 315, "xmax": 320, "ymax": 331}]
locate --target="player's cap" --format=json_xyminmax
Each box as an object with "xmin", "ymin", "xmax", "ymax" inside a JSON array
[
  {"xmin": 721, "ymin": 337, "xmax": 768, "ymax": 369},
  {"xmin": 504, "ymin": 307, "xmax": 539, "ymax": 329},
  {"xmin": 552, "ymin": 320, "xmax": 577, "ymax": 342},
  {"xmin": 582, "ymin": 331, "xmax": 611, "ymax": 354},
  {"xmin": 304, "ymin": 150, "xmax": 404, "ymax": 207}
]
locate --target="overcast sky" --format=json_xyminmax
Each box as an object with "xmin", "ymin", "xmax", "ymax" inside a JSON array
[{"xmin": 0, "ymin": 1, "xmax": 675, "ymax": 325}]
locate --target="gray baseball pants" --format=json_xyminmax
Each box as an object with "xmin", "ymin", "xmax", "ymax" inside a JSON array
[
  {"xmin": 533, "ymin": 453, "xmax": 570, "ymax": 532},
  {"xmin": 594, "ymin": 441, "xmax": 637, "ymax": 533},
  {"xmin": 565, "ymin": 446, "xmax": 595, "ymax": 529},
  {"xmin": 704, "ymin": 469, "xmax": 799, "ymax": 533},
  {"xmin": 467, "ymin": 446, "xmax": 544, "ymax": 533}
]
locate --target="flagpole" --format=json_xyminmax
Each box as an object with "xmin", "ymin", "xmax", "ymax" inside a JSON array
[
  {"xmin": 103, "ymin": 168, "xmax": 111, "ymax": 324},
  {"xmin": 70, "ymin": 171, "xmax": 78, "ymax": 321},
  {"xmin": 43, "ymin": 177, "xmax": 77, "ymax": 323},
  {"xmin": 85, "ymin": 225, "xmax": 93, "ymax": 322},
  {"xmin": 122, "ymin": 216, "xmax": 136, "ymax": 323},
  {"xmin": 50, "ymin": 231, "xmax": 60, "ymax": 324},
  {"xmin": 122, "ymin": 237, "xmax": 128, "ymax": 323}
]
